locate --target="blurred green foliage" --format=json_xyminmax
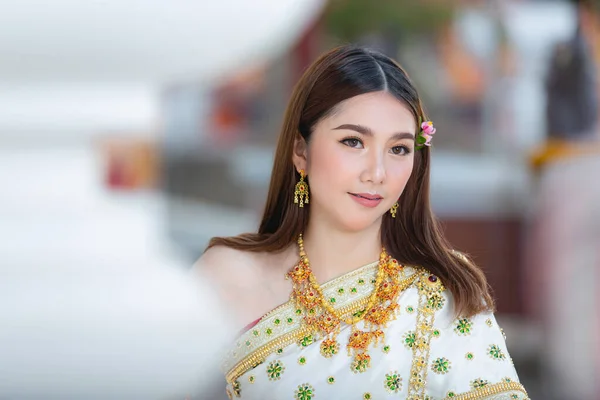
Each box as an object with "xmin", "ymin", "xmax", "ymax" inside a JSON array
[{"xmin": 323, "ymin": 0, "xmax": 455, "ymax": 41}]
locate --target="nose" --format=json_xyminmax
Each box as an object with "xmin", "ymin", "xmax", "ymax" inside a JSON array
[{"xmin": 360, "ymin": 151, "xmax": 386, "ymax": 184}]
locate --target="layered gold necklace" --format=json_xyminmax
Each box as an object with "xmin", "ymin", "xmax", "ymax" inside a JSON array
[{"xmin": 286, "ymin": 234, "xmax": 409, "ymax": 373}]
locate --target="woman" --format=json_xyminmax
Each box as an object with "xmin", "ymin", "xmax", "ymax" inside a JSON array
[{"xmin": 196, "ymin": 45, "xmax": 528, "ymax": 400}]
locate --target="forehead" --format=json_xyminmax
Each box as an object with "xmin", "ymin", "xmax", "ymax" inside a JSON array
[{"xmin": 322, "ymin": 91, "xmax": 416, "ymax": 133}]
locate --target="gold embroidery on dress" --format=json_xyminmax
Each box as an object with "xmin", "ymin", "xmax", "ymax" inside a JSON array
[
  {"xmin": 406, "ymin": 270, "xmax": 445, "ymax": 399},
  {"xmin": 444, "ymin": 381, "xmax": 529, "ymax": 399}
]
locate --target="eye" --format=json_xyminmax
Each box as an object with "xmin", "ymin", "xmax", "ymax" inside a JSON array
[
  {"xmin": 340, "ymin": 137, "xmax": 364, "ymax": 149},
  {"xmin": 391, "ymin": 145, "xmax": 410, "ymax": 155}
]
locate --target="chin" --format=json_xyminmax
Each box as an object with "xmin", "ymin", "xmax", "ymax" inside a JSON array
[{"xmin": 337, "ymin": 214, "xmax": 383, "ymax": 233}]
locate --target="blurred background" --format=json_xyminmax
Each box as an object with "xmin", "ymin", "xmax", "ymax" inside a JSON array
[{"xmin": 1, "ymin": 0, "xmax": 599, "ymax": 398}]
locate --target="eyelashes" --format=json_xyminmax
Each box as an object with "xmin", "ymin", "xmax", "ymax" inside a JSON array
[
  {"xmin": 339, "ymin": 136, "xmax": 411, "ymax": 155},
  {"xmin": 340, "ymin": 136, "xmax": 363, "ymax": 148},
  {"xmin": 391, "ymin": 145, "xmax": 411, "ymax": 155}
]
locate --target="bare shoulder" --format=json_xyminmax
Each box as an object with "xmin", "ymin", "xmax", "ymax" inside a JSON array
[
  {"xmin": 192, "ymin": 244, "xmax": 295, "ymax": 328},
  {"xmin": 193, "ymin": 245, "xmax": 261, "ymax": 290}
]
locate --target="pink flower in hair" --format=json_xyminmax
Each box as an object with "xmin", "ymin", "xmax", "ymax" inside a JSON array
[
  {"xmin": 421, "ymin": 121, "xmax": 436, "ymax": 135},
  {"xmin": 420, "ymin": 121, "xmax": 436, "ymax": 147}
]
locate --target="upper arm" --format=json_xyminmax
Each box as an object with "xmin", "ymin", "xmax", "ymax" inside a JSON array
[{"xmin": 426, "ymin": 294, "xmax": 526, "ymax": 398}]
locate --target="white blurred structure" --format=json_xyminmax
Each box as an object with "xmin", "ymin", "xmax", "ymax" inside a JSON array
[
  {"xmin": 0, "ymin": 0, "xmax": 324, "ymax": 83},
  {"xmin": 0, "ymin": 1, "xmax": 324, "ymax": 398},
  {"xmin": 0, "ymin": 0, "xmax": 324, "ymax": 141},
  {"xmin": 0, "ymin": 147, "xmax": 237, "ymax": 399}
]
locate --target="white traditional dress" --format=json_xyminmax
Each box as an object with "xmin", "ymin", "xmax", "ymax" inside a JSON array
[{"xmin": 221, "ymin": 262, "xmax": 528, "ymax": 399}]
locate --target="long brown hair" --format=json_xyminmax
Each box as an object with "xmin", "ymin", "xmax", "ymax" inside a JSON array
[{"xmin": 208, "ymin": 45, "xmax": 493, "ymax": 317}]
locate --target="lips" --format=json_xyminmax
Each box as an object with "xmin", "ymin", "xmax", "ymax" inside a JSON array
[{"xmin": 349, "ymin": 193, "xmax": 383, "ymax": 201}]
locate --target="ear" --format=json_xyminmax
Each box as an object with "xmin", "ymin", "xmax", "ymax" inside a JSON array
[{"xmin": 292, "ymin": 134, "xmax": 308, "ymax": 174}]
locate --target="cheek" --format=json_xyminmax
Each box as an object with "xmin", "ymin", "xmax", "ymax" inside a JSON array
[
  {"xmin": 308, "ymin": 144, "xmax": 355, "ymax": 184},
  {"xmin": 387, "ymin": 158, "xmax": 414, "ymax": 191}
]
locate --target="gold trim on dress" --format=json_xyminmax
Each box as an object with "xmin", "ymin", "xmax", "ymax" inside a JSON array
[
  {"xmin": 444, "ymin": 381, "xmax": 529, "ymax": 399},
  {"xmin": 407, "ymin": 270, "xmax": 446, "ymax": 399}
]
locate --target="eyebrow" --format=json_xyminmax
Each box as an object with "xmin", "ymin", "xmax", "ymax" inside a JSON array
[{"xmin": 332, "ymin": 123, "xmax": 415, "ymax": 140}]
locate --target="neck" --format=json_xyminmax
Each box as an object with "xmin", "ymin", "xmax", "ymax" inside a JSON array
[{"xmin": 300, "ymin": 219, "xmax": 382, "ymax": 284}]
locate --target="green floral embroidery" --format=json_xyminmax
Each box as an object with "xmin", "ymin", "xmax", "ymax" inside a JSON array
[
  {"xmin": 454, "ymin": 318, "xmax": 473, "ymax": 336},
  {"xmin": 382, "ymin": 345, "xmax": 391, "ymax": 353},
  {"xmin": 245, "ymin": 340, "xmax": 251, "ymax": 347},
  {"xmin": 327, "ymin": 376, "xmax": 335, "ymax": 384},
  {"xmin": 470, "ymin": 378, "xmax": 489, "ymax": 390},
  {"xmin": 265, "ymin": 328, "xmax": 273, "ymax": 335},
  {"xmin": 363, "ymin": 393, "xmax": 372, "ymax": 399},
  {"xmin": 319, "ymin": 340, "xmax": 339, "ymax": 357},
  {"xmin": 406, "ymin": 305, "xmax": 415, "ymax": 313},
  {"xmin": 353, "ymin": 309, "xmax": 366, "ymax": 318},
  {"xmin": 384, "ymin": 371, "xmax": 402, "ymax": 393},
  {"xmin": 276, "ymin": 348, "xmax": 283, "ymax": 354},
  {"xmin": 358, "ymin": 278, "xmax": 365, "ymax": 285},
  {"xmin": 338, "ymin": 288, "xmax": 344, "ymax": 294},
  {"xmin": 248, "ymin": 375, "xmax": 255, "ymax": 384},
  {"xmin": 299, "ymin": 335, "xmax": 314, "ymax": 347},
  {"xmin": 433, "ymin": 329, "xmax": 441, "ymax": 338},
  {"xmin": 488, "ymin": 344, "xmax": 506, "ymax": 360},
  {"xmin": 287, "ymin": 317, "xmax": 294, "ymax": 324},
  {"xmin": 352, "ymin": 356, "xmax": 371, "ymax": 373},
  {"xmin": 465, "ymin": 352, "xmax": 474, "ymax": 360},
  {"xmin": 427, "ymin": 293, "xmax": 445, "ymax": 310},
  {"xmin": 298, "ymin": 356, "xmax": 306, "ymax": 365},
  {"xmin": 447, "ymin": 391, "xmax": 456, "ymax": 397},
  {"xmin": 295, "ymin": 308, "xmax": 302, "ymax": 315},
  {"xmin": 511, "ymin": 395, "xmax": 519, "ymax": 399},
  {"xmin": 252, "ymin": 329, "xmax": 259, "ymax": 337},
  {"xmin": 274, "ymin": 318, "xmax": 281, "ymax": 325},
  {"xmin": 403, "ymin": 331, "xmax": 416, "ymax": 349},
  {"xmin": 351, "ymin": 287, "xmax": 358, "ymax": 293},
  {"xmin": 295, "ymin": 383, "xmax": 315, "ymax": 400},
  {"xmin": 329, "ymin": 297, "xmax": 336, "ymax": 303},
  {"xmin": 266, "ymin": 360, "xmax": 285, "ymax": 381},
  {"xmin": 503, "ymin": 377, "xmax": 513, "ymax": 383},
  {"xmin": 431, "ymin": 357, "xmax": 451, "ymax": 374}
]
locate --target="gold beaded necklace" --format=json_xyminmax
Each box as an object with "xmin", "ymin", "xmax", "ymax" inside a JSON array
[{"xmin": 287, "ymin": 234, "xmax": 409, "ymax": 373}]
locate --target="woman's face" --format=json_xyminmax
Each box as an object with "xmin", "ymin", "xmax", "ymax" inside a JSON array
[{"xmin": 294, "ymin": 91, "xmax": 416, "ymax": 233}]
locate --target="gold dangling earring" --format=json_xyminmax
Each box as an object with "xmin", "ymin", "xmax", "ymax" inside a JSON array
[
  {"xmin": 294, "ymin": 169, "xmax": 309, "ymax": 207},
  {"xmin": 390, "ymin": 202, "xmax": 398, "ymax": 218}
]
